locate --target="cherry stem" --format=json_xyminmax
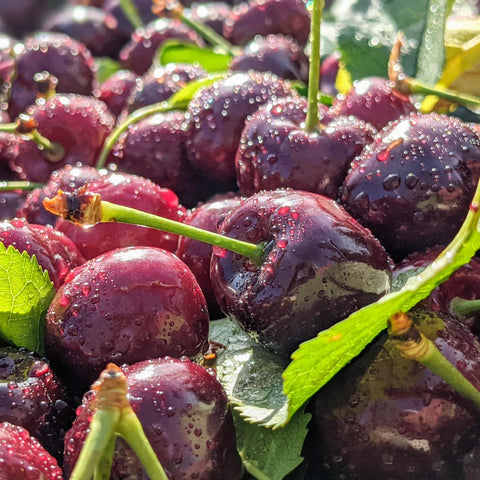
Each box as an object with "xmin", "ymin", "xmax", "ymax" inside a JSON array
[
  {"xmin": 95, "ymin": 101, "xmax": 176, "ymax": 169},
  {"xmin": 304, "ymin": 0, "xmax": 324, "ymax": 133},
  {"xmin": 94, "ymin": 436, "xmax": 116, "ymax": 480},
  {"xmin": 100, "ymin": 199, "xmax": 265, "ymax": 264},
  {"xmin": 116, "ymin": 409, "xmax": 169, "ymax": 480},
  {"xmin": 0, "ymin": 181, "xmax": 43, "ymax": 191},
  {"xmin": 449, "ymin": 297, "xmax": 480, "ymax": 319},
  {"xmin": 119, "ymin": 0, "xmax": 143, "ymax": 29},
  {"xmin": 389, "ymin": 32, "xmax": 480, "ymax": 110},
  {"xmin": 0, "ymin": 122, "xmax": 16, "ymax": 133},
  {"xmin": 389, "ymin": 311, "xmax": 480, "ymax": 411}
]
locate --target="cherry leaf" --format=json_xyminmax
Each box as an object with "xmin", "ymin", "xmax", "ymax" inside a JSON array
[
  {"xmin": 0, "ymin": 243, "xmax": 55, "ymax": 354},
  {"xmin": 158, "ymin": 40, "xmax": 232, "ymax": 73},
  {"xmin": 282, "ymin": 184, "xmax": 480, "ymax": 425}
]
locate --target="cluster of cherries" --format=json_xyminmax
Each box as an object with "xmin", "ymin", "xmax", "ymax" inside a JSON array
[{"xmin": 1, "ymin": 0, "xmax": 480, "ymax": 479}]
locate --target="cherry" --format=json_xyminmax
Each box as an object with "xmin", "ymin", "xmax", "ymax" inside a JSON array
[
  {"xmin": 230, "ymin": 34, "xmax": 309, "ymax": 81},
  {"xmin": 45, "ymin": 246, "xmax": 210, "ymax": 393},
  {"xmin": 63, "ymin": 357, "xmax": 244, "ymax": 479},
  {"xmin": 223, "ymin": 0, "xmax": 311, "ymax": 47},
  {"xmin": 235, "ymin": 94, "xmax": 376, "ymax": 199},
  {"xmin": 330, "ymin": 76, "xmax": 417, "ymax": 130},
  {"xmin": 341, "ymin": 112, "xmax": 480, "ymax": 261},
  {"xmin": 0, "ymin": 189, "xmax": 29, "ymax": 220},
  {"xmin": 0, "ymin": 132, "xmax": 17, "ymax": 180},
  {"xmin": 43, "ymin": 4, "xmax": 126, "ymax": 58},
  {"xmin": 7, "ymin": 32, "xmax": 97, "ymax": 120},
  {"xmin": 0, "ymin": 422, "xmax": 63, "ymax": 480},
  {"xmin": 10, "ymin": 93, "xmax": 115, "ymax": 183},
  {"xmin": 16, "ymin": 164, "xmax": 105, "ymax": 226},
  {"xmin": 176, "ymin": 193, "xmax": 244, "ymax": 319},
  {"xmin": 0, "ymin": 0, "xmax": 47, "ymax": 38},
  {"xmin": 306, "ymin": 310, "xmax": 480, "ymax": 479},
  {"xmin": 0, "ymin": 218, "xmax": 86, "ymax": 289},
  {"xmin": 184, "ymin": 70, "xmax": 293, "ymax": 187},
  {"xmin": 95, "ymin": 69, "xmax": 138, "ymax": 118},
  {"xmin": 186, "ymin": 2, "xmax": 232, "ymax": 36},
  {"xmin": 211, "ymin": 189, "xmax": 393, "ymax": 355},
  {"xmin": 0, "ymin": 347, "xmax": 74, "ymax": 462},
  {"xmin": 122, "ymin": 62, "xmax": 206, "ymax": 115},
  {"xmin": 54, "ymin": 171, "xmax": 187, "ymax": 259},
  {"xmin": 118, "ymin": 18, "xmax": 205, "ymax": 75},
  {"xmin": 110, "ymin": 110, "xmax": 221, "ymax": 208}
]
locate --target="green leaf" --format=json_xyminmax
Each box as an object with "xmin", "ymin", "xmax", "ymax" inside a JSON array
[
  {"xmin": 233, "ymin": 409, "xmax": 310, "ymax": 480},
  {"xmin": 281, "ymin": 179, "xmax": 480, "ymax": 426},
  {"xmin": 158, "ymin": 41, "xmax": 232, "ymax": 73},
  {"xmin": 209, "ymin": 318, "xmax": 290, "ymax": 428},
  {"xmin": 166, "ymin": 73, "xmax": 227, "ymax": 110},
  {"xmin": 0, "ymin": 244, "xmax": 55, "ymax": 354},
  {"xmin": 95, "ymin": 58, "xmax": 122, "ymax": 84},
  {"xmin": 332, "ymin": 0, "xmax": 451, "ymax": 81}
]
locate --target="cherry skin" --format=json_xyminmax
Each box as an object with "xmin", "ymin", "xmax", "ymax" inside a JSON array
[
  {"xmin": 0, "ymin": 347, "xmax": 74, "ymax": 462},
  {"xmin": 0, "ymin": 218, "xmax": 86, "ymax": 289},
  {"xmin": 0, "ymin": 422, "xmax": 63, "ymax": 480},
  {"xmin": 45, "ymin": 246, "xmax": 210, "ymax": 393},
  {"xmin": 95, "ymin": 69, "xmax": 138, "ymax": 118},
  {"xmin": 235, "ymin": 95, "xmax": 376, "ymax": 199},
  {"xmin": 54, "ymin": 171, "xmax": 187, "ymax": 260},
  {"xmin": 176, "ymin": 193, "xmax": 244, "ymax": 319},
  {"xmin": 7, "ymin": 32, "xmax": 97, "ymax": 120},
  {"xmin": 306, "ymin": 310, "xmax": 480, "ymax": 480},
  {"xmin": 223, "ymin": 0, "xmax": 311, "ymax": 47},
  {"xmin": 185, "ymin": 70, "xmax": 293, "ymax": 187},
  {"xmin": 330, "ymin": 76, "xmax": 417, "ymax": 130},
  {"xmin": 63, "ymin": 357, "xmax": 244, "ymax": 479},
  {"xmin": 10, "ymin": 93, "xmax": 115, "ymax": 183},
  {"xmin": 341, "ymin": 112, "xmax": 480, "ymax": 261},
  {"xmin": 211, "ymin": 189, "xmax": 393, "ymax": 355}
]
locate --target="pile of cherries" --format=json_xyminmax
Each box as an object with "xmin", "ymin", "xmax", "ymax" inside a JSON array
[{"xmin": 2, "ymin": 0, "xmax": 480, "ymax": 479}]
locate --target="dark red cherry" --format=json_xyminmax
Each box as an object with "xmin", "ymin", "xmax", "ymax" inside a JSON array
[
  {"xmin": 330, "ymin": 76, "xmax": 417, "ymax": 130},
  {"xmin": 7, "ymin": 33, "xmax": 97, "ymax": 119},
  {"xmin": 0, "ymin": 218, "xmax": 86, "ymax": 289},
  {"xmin": 0, "ymin": 0, "xmax": 47, "ymax": 38},
  {"xmin": 0, "ymin": 190, "xmax": 29, "ymax": 221},
  {"xmin": 307, "ymin": 310, "xmax": 480, "ymax": 480},
  {"xmin": 10, "ymin": 93, "xmax": 115, "ymax": 183},
  {"xmin": 211, "ymin": 189, "xmax": 392, "ymax": 355},
  {"xmin": 235, "ymin": 95, "xmax": 376, "ymax": 199},
  {"xmin": 63, "ymin": 357, "xmax": 244, "ymax": 480},
  {"xmin": 0, "ymin": 422, "xmax": 63, "ymax": 480},
  {"xmin": 230, "ymin": 34, "xmax": 309, "ymax": 81},
  {"xmin": 176, "ymin": 193, "xmax": 244, "ymax": 319},
  {"xmin": 54, "ymin": 171, "xmax": 187, "ymax": 259},
  {"xmin": 45, "ymin": 247, "xmax": 210, "ymax": 393},
  {"xmin": 95, "ymin": 69, "xmax": 138, "ymax": 118},
  {"xmin": 110, "ymin": 110, "xmax": 221, "ymax": 208},
  {"xmin": 341, "ymin": 112, "xmax": 480, "ymax": 260},
  {"xmin": 0, "ymin": 347, "xmax": 74, "ymax": 462},
  {"xmin": 186, "ymin": 2, "xmax": 232, "ymax": 36},
  {"xmin": 185, "ymin": 70, "xmax": 293, "ymax": 186},
  {"xmin": 223, "ymin": 0, "xmax": 311, "ymax": 46},
  {"xmin": 42, "ymin": 5, "xmax": 127, "ymax": 58},
  {"xmin": 118, "ymin": 18, "xmax": 205, "ymax": 75}
]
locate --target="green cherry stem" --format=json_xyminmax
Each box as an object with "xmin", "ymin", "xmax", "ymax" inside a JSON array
[
  {"xmin": 0, "ymin": 122, "xmax": 17, "ymax": 133},
  {"xmin": 449, "ymin": 297, "xmax": 480, "ymax": 319},
  {"xmin": 389, "ymin": 312, "xmax": 480, "ymax": 411},
  {"xmin": 116, "ymin": 409, "xmax": 169, "ymax": 480},
  {"xmin": 94, "ymin": 435, "xmax": 116, "ymax": 480},
  {"xmin": 42, "ymin": 190, "xmax": 265, "ymax": 264},
  {"xmin": 100, "ymin": 200, "xmax": 265, "ymax": 264},
  {"xmin": 304, "ymin": 0, "xmax": 324, "ymax": 133},
  {"xmin": 0, "ymin": 181, "xmax": 43, "ymax": 191},
  {"xmin": 119, "ymin": 0, "xmax": 143, "ymax": 30}
]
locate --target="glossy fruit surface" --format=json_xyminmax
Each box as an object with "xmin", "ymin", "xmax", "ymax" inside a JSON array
[
  {"xmin": 0, "ymin": 422, "xmax": 63, "ymax": 480},
  {"xmin": 64, "ymin": 357, "xmax": 244, "ymax": 479},
  {"xmin": 211, "ymin": 189, "xmax": 393, "ymax": 355},
  {"xmin": 341, "ymin": 112, "xmax": 480, "ymax": 260},
  {"xmin": 307, "ymin": 310, "xmax": 480, "ymax": 480},
  {"xmin": 45, "ymin": 247, "xmax": 210, "ymax": 392}
]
